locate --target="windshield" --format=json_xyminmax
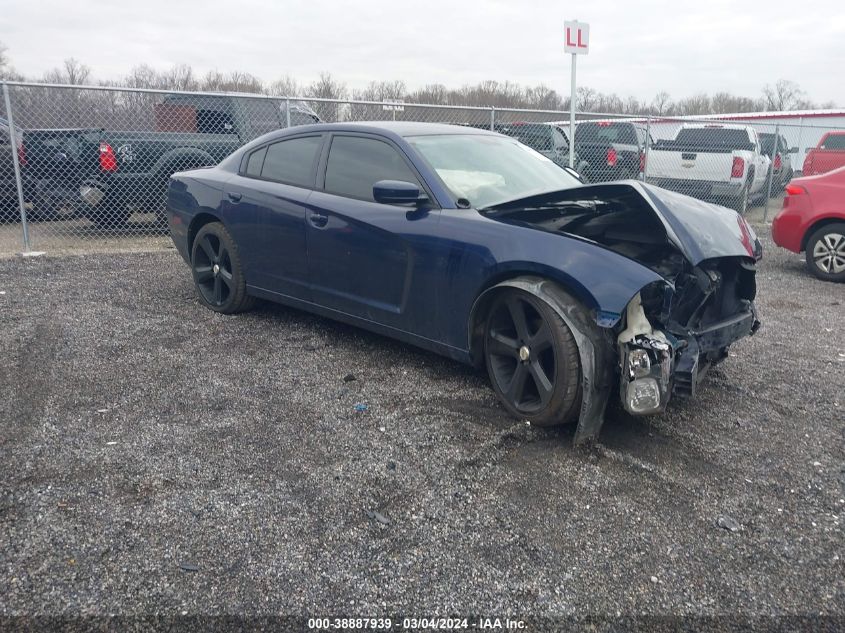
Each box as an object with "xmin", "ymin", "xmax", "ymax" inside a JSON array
[{"xmin": 407, "ymin": 134, "xmax": 581, "ymax": 209}]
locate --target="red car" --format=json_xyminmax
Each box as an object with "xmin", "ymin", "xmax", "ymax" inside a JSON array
[
  {"xmin": 772, "ymin": 165, "xmax": 845, "ymax": 281},
  {"xmin": 802, "ymin": 132, "xmax": 845, "ymax": 176}
]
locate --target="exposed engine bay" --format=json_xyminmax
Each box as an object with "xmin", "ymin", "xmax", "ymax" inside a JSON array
[{"xmin": 483, "ymin": 182, "xmax": 761, "ymax": 421}]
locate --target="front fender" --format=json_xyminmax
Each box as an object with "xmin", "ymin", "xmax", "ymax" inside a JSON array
[{"xmin": 478, "ymin": 276, "xmax": 619, "ymax": 445}]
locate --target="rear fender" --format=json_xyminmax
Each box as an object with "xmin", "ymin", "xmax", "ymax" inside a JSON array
[{"xmin": 480, "ymin": 276, "xmax": 617, "ymax": 445}]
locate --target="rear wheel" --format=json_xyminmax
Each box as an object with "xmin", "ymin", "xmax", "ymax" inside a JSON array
[
  {"xmin": 85, "ymin": 187, "xmax": 130, "ymax": 229},
  {"xmin": 484, "ymin": 289, "xmax": 581, "ymax": 426},
  {"xmin": 805, "ymin": 223, "xmax": 845, "ymax": 282},
  {"xmin": 191, "ymin": 222, "xmax": 256, "ymax": 313}
]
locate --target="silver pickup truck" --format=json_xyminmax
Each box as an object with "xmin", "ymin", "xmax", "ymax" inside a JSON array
[{"xmin": 646, "ymin": 123, "xmax": 771, "ymax": 213}]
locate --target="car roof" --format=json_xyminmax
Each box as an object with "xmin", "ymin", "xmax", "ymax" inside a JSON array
[{"xmin": 275, "ymin": 121, "xmax": 501, "ymax": 138}]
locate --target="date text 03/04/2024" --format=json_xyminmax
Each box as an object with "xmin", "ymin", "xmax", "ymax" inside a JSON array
[{"xmin": 307, "ymin": 617, "xmax": 527, "ymax": 630}]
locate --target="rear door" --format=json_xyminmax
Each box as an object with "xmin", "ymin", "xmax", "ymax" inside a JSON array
[
  {"xmin": 305, "ymin": 133, "xmax": 439, "ymax": 328},
  {"xmin": 223, "ymin": 133, "xmax": 323, "ymax": 299}
]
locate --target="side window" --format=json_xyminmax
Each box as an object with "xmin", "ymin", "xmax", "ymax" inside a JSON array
[
  {"xmin": 245, "ymin": 146, "xmax": 267, "ymax": 177},
  {"xmin": 324, "ymin": 136, "xmax": 421, "ymax": 201},
  {"xmin": 260, "ymin": 136, "xmax": 322, "ymax": 187}
]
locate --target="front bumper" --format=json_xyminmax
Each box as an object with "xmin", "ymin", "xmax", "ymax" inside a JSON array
[{"xmin": 619, "ymin": 306, "xmax": 760, "ymax": 415}]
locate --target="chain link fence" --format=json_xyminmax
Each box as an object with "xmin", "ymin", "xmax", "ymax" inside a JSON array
[{"xmin": 2, "ymin": 81, "xmax": 844, "ymax": 256}]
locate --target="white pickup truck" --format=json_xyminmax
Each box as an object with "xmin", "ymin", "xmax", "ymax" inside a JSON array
[{"xmin": 646, "ymin": 123, "xmax": 771, "ymax": 213}]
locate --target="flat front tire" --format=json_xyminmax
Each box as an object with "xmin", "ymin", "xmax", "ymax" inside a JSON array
[
  {"xmin": 805, "ymin": 223, "xmax": 845, "ymax": 282},
  {"xmin": 191, "ymin": 222, "xmax": 256, "ymax": 313},
  {"xmin": 484, "ymin": 289, "xmax": 581, "ymax": 426}
]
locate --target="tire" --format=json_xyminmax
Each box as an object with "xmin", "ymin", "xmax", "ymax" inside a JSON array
[
  {"xmin": 484, "ymin": 289, "xmax": 581, "ymax": 426},
  {"xmin": 85, "ymin": 188, "xmax": 130, "ymax": 229},
  {"xmin": 804, "ymin": 223, "xmax": 845, "ymax": 283},
  {"xmin": 726, "ymin": 179, "xmax": 750, "ymax": 214},
  {"xmin": 191, "ymin": 222, "xmax": 257, "ymax": 313}
]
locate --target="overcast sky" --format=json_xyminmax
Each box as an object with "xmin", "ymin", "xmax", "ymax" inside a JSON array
[{"xmin": 2, "ymin": 0, "xmax": 843, "ymax": 105}]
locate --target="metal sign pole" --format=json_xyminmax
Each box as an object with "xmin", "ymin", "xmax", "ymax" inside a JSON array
[{"xmin": 569, "ymin": 53, "xmax": 576, "ymax": 168}]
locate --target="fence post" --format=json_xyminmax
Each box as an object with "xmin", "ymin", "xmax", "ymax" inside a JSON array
[
  {"xmin": 285, "ymin": 97, "xmax": 291, "ymax": 128},
  {"xmin": 490, "ymin": 107, "xmax": 495, "ymax": 131},
  {"xmin": 2, "ymin": 82, "xmax": 32, "ymax": 254},
  {"xmin": 762, "ymin": 123, "xmax": 779, "ymax": 222},
  {"xmin": 795, "ymin": 117, "xmax": 805, "ymax": 175},
  {"xmin": 643, "ymin": 115, "xmax": 652, "ymax": 182}
]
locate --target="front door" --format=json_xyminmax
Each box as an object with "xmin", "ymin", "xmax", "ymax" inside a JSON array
[{"xmin": 306, "ymin": 133, "xmax": 439, "ymax": 330}]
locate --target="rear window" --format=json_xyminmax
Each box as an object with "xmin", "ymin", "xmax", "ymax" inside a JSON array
[
  {"xmin": 821, "ymin": 134, "xmax": 845, "ymax": 150},
  {"xmin": 673, "ymin": 128, "xmax": 753, "ymax": 150},
  {"xmin": 259, "ymin": 136, "xmax": 322, "ymax": 187},
  {"xmin": 575, "ymin": 123, "xmax": 637, "ymax": 145}
]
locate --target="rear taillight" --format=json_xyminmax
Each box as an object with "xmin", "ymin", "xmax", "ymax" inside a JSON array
[
  {"xmin": 731, "ymin": 156, "xmax": 745, "ymax": 178},
  {"xmin": 17, "ymin": 142, "xmax": 26, "ymax": 167},
  {"xmin": 774, "ymin": 153, "xmax": 782, "ymax": 170},
  {"xmin": 784, "ymin": 184, "xmax": 806, "ymax": 196},
  {"xmin": 99, "ymin": 142, "xmax": 118, "ymax": 172},
  {"xmin": 639, "ymin": 151, "xmax": 645, "ymax": 173},
  {"xmin": 606, "ymin": 147, "xmax": 618, "ymax": 167}
]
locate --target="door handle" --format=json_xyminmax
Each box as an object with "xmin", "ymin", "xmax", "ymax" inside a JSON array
[
  {"xmin": 227, "ymin": 192, "xmax": 242, "ymax": 202},
  {"xmin": 307, "ymin": 210, "xmax": 329, "ymax": 229}
]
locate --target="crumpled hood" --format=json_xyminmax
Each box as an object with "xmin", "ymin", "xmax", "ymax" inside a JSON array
[{"xmin": 633, "ymin": 181, "xmax": 762, "ymax": 264}]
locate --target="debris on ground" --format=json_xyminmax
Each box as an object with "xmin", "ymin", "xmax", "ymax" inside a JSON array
[
  {"xmin": 716, "ymin": 515, "xmax": 741, "ymax": 532},
  {"xmin": 366, "ymin": 510, "xmax": 390, "ymax": 526}
]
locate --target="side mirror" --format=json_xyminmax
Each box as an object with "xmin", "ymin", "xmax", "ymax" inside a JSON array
[
  {"xmin": 373, "ymin": 180, "xmax": 427, "ymax": 205},
  {"xmin": 563, "ymin": 166, "xmax": 585, "ymax": 183}
]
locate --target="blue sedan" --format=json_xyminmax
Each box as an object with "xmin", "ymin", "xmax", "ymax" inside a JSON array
[{"xmin": 167, "ymin": 122, "xmax": 761, "ymax": 442}]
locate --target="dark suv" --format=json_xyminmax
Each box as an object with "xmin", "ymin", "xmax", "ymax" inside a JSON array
[{"xmin": 574, "ymin": 121, "xmax": 651, "ymax": 183}]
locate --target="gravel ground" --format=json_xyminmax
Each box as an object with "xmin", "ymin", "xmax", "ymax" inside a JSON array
[{"xmin": 0, "ymin": 231, "xmax": 843, "ymax": 628}]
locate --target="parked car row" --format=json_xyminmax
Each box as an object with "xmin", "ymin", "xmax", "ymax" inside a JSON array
[{"xmin": 2, "ymin": 95, "xmax": 322, "ymax": 226}]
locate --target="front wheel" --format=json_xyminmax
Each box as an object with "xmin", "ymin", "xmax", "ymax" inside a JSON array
[
  {"xmin": 191, "ymin": 222, "xmax": 257, "ymax": 313},
  {"xmin": 805, "ymin": 223, "xmax": 845, "ymax": 282},
  {"xmin": 484, "ymin": 289, "xmax": 581, "ymax": 426}
]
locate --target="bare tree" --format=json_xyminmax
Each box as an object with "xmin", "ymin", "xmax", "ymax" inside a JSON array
[
  {"xmin": 165, "ymin": 64, "xmax": 199, "ymax": 92},
  {"xmin": 269, "ymin": 75, "xmax": 301, "ymax": 97},
  {"xmin": 43, "ymin": 58, "xmax": 91, "ymax": 85},
  {"xmin": 675, "ymin": 93, "xmax": 711, "ymax": 116},
  {"xmin": 407, "ymin": 83, "xmax": 449, "ymax": 105},
  {"xmin": 575, "ymin": 86, "xmax": 597, "ymax": 111},
  {"xmin": 307, "ymin": 72, "xmax": 347, "ymax": 121},
  {"xmin": 651, "ymin": 91, "xmax": 672, "ymax": 116},
  {"xmin": 762, "ymin": 79, "xmax": 807, "ymax": 111}
]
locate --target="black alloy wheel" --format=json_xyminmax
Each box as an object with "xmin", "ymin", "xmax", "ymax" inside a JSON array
[
  {"xmin": 484, "ymin": 289, "xmax": 581, "ymax": 426},
  {"xmin": 191, "ymin": 222, "xmax": 256, "ymax": 313}
]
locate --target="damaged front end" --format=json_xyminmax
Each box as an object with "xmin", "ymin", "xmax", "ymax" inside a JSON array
[
  {"xmin": 618, "ymin": 255, "xmax": 760, "ymax": 417},
  {"xmin": 482, "ymin": 181, "xmax": 763, "ymax": 440}
]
